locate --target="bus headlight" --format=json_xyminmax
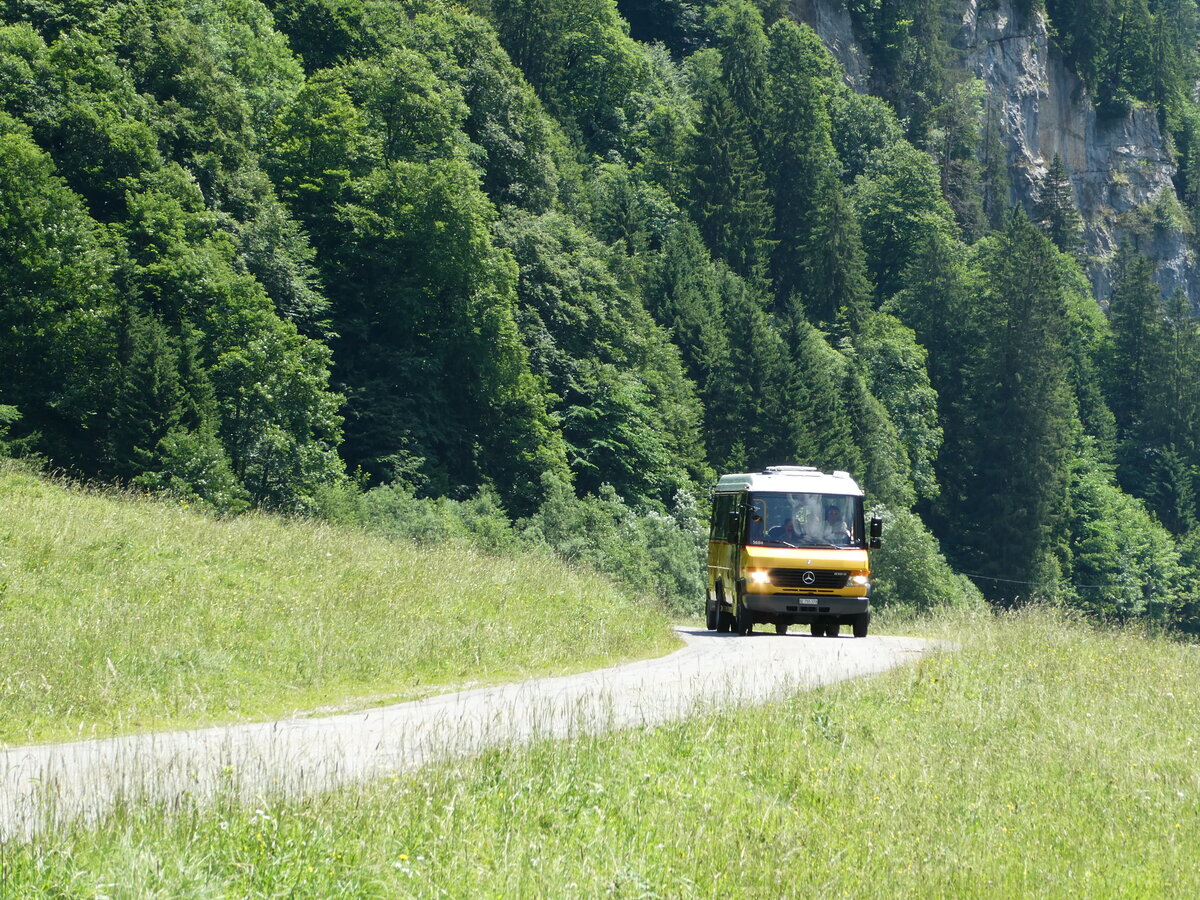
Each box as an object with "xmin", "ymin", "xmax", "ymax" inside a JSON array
[
  {"xmin": 850, "ymin": 573, "xmax": 870, "ymax": 587},
  {"xmin": 749, "ymin": 569, "xmax": 771, "ymax": 585}
]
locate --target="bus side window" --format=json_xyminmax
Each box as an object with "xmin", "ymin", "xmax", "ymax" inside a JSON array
[
  {"xmin": 747, "ymin": 499, "xmax": 765, "ymax": 542},
  {"xmin": 711, "ymin": 494, "xmax": 734, "ymax": 541}
]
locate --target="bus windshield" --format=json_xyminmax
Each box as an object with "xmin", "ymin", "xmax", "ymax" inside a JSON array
[{"xmin": 745, "ymin": 492, "xmax": 864, "ymax": 549}]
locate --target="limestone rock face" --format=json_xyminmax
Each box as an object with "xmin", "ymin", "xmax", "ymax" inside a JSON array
[
  {"xmin": 790, "ymin": 0, "xmax": 869, "ymax": 88},
  {"xmin": 793, "ymin": 0, "xmax": 1199, "ymax": 305}
]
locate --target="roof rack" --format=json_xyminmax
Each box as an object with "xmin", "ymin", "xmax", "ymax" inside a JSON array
[{"xmin": 763, "ymin": 465, "xmax": 819, "ymax": 474}]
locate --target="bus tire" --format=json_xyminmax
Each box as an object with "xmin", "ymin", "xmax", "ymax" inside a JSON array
[
  {"xmin": 810, "ymin": 623, "xmax": 823, "ymax": 637},
  {"xmin": 715, "ymin": 581, "xmax": 732, "ymax": 633},
  {"xmin": 736, "ymin": 598, "xmax": 753, "ymax": 635},
  {"xmin": 774, "ymin": 623, "xmax": 787, "ymax": 635},
  {"xmin": 826, "ymin": 622, "xmax": 840, "ymax": 637},
  {"xmin": 853, "ymin": 612, "xmax": 870, "ymax": 638},
  {"xmin": 705, "ymin": 598, "xmax": 717, "ymax": 631}
]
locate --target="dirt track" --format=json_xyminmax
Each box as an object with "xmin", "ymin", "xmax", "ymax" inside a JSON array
[{"xmin": 0, "ymin": 627, "xmax": 942, "ymax": 840}]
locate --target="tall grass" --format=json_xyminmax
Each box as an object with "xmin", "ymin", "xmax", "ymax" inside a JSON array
[
  {"xmin": 0, "ymin": 465, "xmax": 675, "ymax": 745},
  {"xmin": 6, "ymin": 607, "xmax": 1199, "ymax": 896}
]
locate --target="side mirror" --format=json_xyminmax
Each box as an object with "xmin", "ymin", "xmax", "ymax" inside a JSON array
[{"xmin": 869, "ymin": 516, "xmax": 883, "ymax": 549}]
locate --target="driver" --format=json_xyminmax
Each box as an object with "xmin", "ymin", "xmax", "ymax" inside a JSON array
[{"xmin": 767, "ymin": 517, "xmax": 800, "ymax": 544}]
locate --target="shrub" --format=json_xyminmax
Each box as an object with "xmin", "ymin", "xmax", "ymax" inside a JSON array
[{"xmin": 870, "ymin": 505, "xmax": 984, "ymax": 613}]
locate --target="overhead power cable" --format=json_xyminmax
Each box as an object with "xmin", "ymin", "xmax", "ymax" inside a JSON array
[{"xmin": 959, "ymin": 571, "xmax": 1130, "ymax": 591}]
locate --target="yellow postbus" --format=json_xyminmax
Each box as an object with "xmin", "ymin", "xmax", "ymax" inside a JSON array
[{"xmin": 705, "ymin": 466, "xmax": 882, "ymax": 637}]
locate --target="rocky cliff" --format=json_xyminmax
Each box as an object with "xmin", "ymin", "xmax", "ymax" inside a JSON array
[{"xmin": 793, "ymin": 0, "xmax": 1200, "ymax": 306}]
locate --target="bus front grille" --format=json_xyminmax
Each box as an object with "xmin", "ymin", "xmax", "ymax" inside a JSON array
[{"xmin": 769, "ymin": 569, "xmax": 849, "ymax": 590}]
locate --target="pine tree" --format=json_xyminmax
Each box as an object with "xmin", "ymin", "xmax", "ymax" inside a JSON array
[
  {"xmin": 980, "ymin": 99, "xmax": 1011, "ymax": 231},
  {"xmin": 1034, "ymin": 154, "xmax": 1084, "ymax": 255},
  {"xmin": 717, "ymin": 271, "xmax": 793, "ymax": 468},
  {"xmin": 1147, "ymin": 446, "xmax": 1197, "ymax": 535},
  {"xmin": 687, "ymin": 68, "xmax": 775, "ymax": 288},
  {"xmin": 942, "ymin": 210, "xmax": 1078, "ymax": 601},
  {"xmin": 765, "ymin": 19, "xmax": 871, "ymax": 324},
  {"xmin": 706, "ymin": 0, "xmax": 770, "ymax": 151},
  {"xmin": 787, "ymin": 317, "xmax": 859, "ymax": 475},
  {"xmin": 1105, "ymin": 240, "xmax": 1162, "ymax": 440}
]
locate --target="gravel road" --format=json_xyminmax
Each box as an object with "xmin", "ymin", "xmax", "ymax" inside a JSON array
[{"xmin": 0, "ymin": 627, "xmax": 941, "ymax": 840}]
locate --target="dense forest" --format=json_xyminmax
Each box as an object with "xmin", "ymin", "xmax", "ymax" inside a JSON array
[{"xmin": 3, "ymin": 0, "xmax": 1200, "ymax": 626}]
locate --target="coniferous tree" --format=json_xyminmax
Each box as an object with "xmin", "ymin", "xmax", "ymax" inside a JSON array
[
  {"xmin": 1147, "ymin": 446, "xmax": 1198, "ymax": 535},
  {"xmin": 643, "ymin": 222, "xmax": 734, "ymax": 422},
  {"xmin": 788, "ymin": 317, "xmax": 859, "ymax": 475},
  {"xmin": 765, "ymin": 19, "xmax": 871, "ymax": 324},
  {"xmin": 686, "ymin": 54, "xmax": 774, "ymax": 288},
  {"xmin": 927, "ymin": 77, "xmax": 987, "ymax": 241},
  {"xmin": 842, "ymin": 365, "xmax": 916, "ymax": 508},
  {"xmin": 1034, "ymin": 154, "xmax": 1084, "ymax": 255},
  {"xmin": 980, "ymin": 99, "xmax": 1011, "ymax": 231},
  {"xmin": 1105, "ymin": 240, "xmax": 1161, "ymax": 442},
  {"xmin": 706, "ymin": 0, "xmax": 769, "ymax": 151},
  {"xmin": 942, "ymin": 210, "xmax": 1078, "ymax": 601},
  {"xmin": 718, "ymin": 271, "xmax": 792, "ymax": 468}
]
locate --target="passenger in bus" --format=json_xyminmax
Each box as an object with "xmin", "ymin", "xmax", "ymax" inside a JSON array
[{"xmin": 823, "ymin": 506, "xmax": 852, "ymax": 545}]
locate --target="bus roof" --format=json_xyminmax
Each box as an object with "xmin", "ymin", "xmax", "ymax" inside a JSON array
[{"xmin": 713, "ymin": 465, "xmax": 864, "ymax": 497}]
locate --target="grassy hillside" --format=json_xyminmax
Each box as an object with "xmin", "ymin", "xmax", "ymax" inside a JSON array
[
  {"xmin": 8, "ymin": 608, "xmax": 1198, "ymax": 896},
  {"xmin": 0, "ymin": 465, "xmax": 676, "ymax": 745}
]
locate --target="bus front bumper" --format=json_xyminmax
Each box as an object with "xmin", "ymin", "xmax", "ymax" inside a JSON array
[{"xmin": 742, "ymin": 593, "xmax": 870, "ymax": 622}]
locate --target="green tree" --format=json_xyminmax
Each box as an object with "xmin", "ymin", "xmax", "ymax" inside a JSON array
[
  {"xmin": 942, "ymin": 211, "xmax": 1079, "ymax": 601},
  {"xmin": 980, "ymin": 98, "xmax": 1011, "ymax": 230},
  {"xmin": 706, "ymin": 0, "xmax": 769, "ymax": 149},
  {"xmin": 854, "ymin": 140, "xmax": 958, "ymax": 304},
  {"xmin": 495, "ymin": 209, "xmax": 708, "ymax": 505},
  {"xmin": 0, "ymin": 120, "xmax": 116, "ymax": 468},
  {"xmin": 1104, "ymin": 240, "xmax": 1162, "ymax": 443},
  {"xmin": 407, "ymin": 5, "xmax": 560, "ymax": 212},
  {"xmin": 788, "ymin": 318, "xmax": 858, "ymax": 475},
  {"xmin": 258, "ymin": 0, "xmax": 366, "ymax": 73},
  {"xmin": 1034, "ymin": 154, "xmax": 1083, "ymax": 255},
  {"xmin": 1068, "ymin": 451, "xmax": 1189, "ymax": 623},
  {"xmin": 686, "ymin": 51, "xmax": 774, "ymax": 287},
  {"xmin": 765, "ymin": 19, "xmax": 870, "ymax": 323},
  {"xmin": 853, "ymin": 310, "xmax": 942, "ymax": 501},
  {"xmin": 331, "ymin": 158, "xmax": 566, "ymax": 509}
]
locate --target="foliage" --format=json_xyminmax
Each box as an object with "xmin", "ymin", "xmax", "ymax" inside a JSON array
[
  {"xmin": 869, "ymin": 504, "xmax": 984, "ymax": 612},
  {"xmin": 522, "ymin": 474, "xmax": 707, "ymax": 615},
  {"xmin": 3, "ymin": 0, "xmax": 1200, "ymax": 630},
  {"xmin": 1066, "ymin": 451, "xmax": 1194, "ymax": 623},
  {"xmin": 940, "ymin": 211, "xmax": 1079, "ymax": 601}
]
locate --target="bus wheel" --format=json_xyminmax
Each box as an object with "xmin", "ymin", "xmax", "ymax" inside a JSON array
[
  {"xmin": 826, "ymin": 622, "xmax": 840, "ymax": 637},
  {"xmin": 774, "ymin": 623, "xmax": 788, "ymax": 635},
  {"xmin": 705, "ymin": 599, "xmax": 717, "ymax": 631},
  {"xmin": 810, "ymin": 623, "xmax": 823, "ymax": 637},
  {"xmin": 853, "ymin": 612, "xmax": 870, "ymax": 638},
  {"xmin": 716, "ymin": 608, "xmax": 733, "ymax": 633},
  {"xmin": 736, "ymin": 600, "xmax": 753, "ymax": 636}
]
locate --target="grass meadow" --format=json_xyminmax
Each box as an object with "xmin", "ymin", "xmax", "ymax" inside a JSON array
[
  {"xmin": 5, "ymin": 607, "xmax": 1199, "ymax": 897},
  {"xmin": 0, "ymin": 465, "xmax": 676, "ymax": 745}
]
